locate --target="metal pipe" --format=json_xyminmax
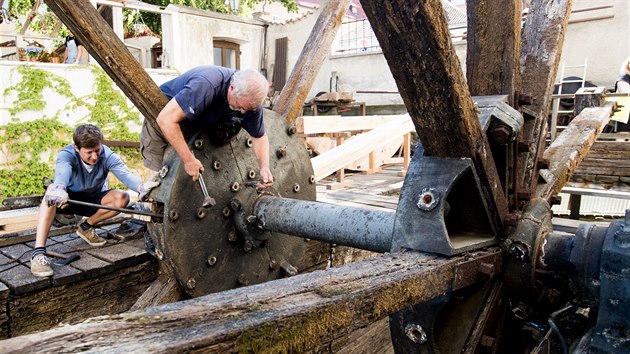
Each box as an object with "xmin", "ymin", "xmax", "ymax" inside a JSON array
[
  {"xmin": 255, "ymin": 196, "xmax": 394, "ymax": 253},
  {"xmin": 67, "ymin": 199, "xmax": 162, "ymax": 218}
]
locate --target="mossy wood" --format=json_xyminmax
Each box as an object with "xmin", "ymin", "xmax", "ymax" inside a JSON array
[
  {"xmin": 0, "ymin": 249, "xmax": 501, "ymax": 351},
  {"xmin": 537, "ymin": 103, "xmax": 614, "ymax": 200},
  {"xmin": 44, "ymin": 0, "xmax": 167, "ymax": 134}
]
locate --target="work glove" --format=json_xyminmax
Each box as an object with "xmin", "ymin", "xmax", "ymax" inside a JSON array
[
  {"xmin": 138, "ymin": 181, "xmax": 159, "ymax": 201},
  {"xmin": 44, "ymin": 183, "xmax": 69, "ymax": 209}
]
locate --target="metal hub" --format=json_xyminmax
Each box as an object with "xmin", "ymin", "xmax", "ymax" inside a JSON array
[{"xmin": 146, "ymin": 109, "xmax": 324, "ymax": 297}]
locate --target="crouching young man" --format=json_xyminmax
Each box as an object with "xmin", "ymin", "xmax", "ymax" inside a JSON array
[{"xmin": 31, "ymin": 124, "xmax": 156, "ymax": 277}]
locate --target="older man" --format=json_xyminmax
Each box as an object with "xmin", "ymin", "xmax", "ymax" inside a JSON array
[{"xmin": 140, "ymin": 66, "xmax": 273, "ymax": 187}]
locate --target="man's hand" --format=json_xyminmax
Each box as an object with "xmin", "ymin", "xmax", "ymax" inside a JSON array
[
  {"xmin": 184, "ymin": 158, "xmax": 204, "ymax": 181},
  {"xmin": 256, "ymin": 167, "xmax": 274, "ymax": 189},
  {"xmin": 44, "ymin": 183, "xmax": 69, "ymax": 208},
  {"xmin": 138, "ymin": 181, "xmax": 160, "ymax": 201}
]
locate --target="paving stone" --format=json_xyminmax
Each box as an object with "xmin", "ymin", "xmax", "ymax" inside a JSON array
[
  {"xmin": 0, "ymin": 244, "xmax": 33, "ymax": 263},
  {"xmin": 68, "ymin": 252, "xmax": 115, "ymax": 280},
  {"xmin": 87, "ymin": 242, "xmax": 151, "ymax": 270},
  {"xmin": 0, "ymin": 263, "xmax": 50, "ymax": 295}
]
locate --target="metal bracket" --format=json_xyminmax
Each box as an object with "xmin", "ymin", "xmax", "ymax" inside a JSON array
[{"xmin": 391, "ymin": 155, "xmax": 498, "ymax": 255}]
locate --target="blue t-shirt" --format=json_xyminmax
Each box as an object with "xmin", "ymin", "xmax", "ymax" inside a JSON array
[
  {"xmin": 54, "ymin": 144, "xmax": 141, "ymax": 195},
  {"xmin": 159, "ymin": 65, "xmax": 265, "ymax": 138}
]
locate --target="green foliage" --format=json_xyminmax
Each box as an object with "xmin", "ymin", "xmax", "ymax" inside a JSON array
[
  {"xmin": 3, "ymin": 65, "xmax": 74, "ymax": 117},
  {"xmin": 0, "ymin": 118, "xmax": 71, "ymax": 198},
  {"xmin": 1, "ymin": 65, "xmax": 143, "ymax": 200}
]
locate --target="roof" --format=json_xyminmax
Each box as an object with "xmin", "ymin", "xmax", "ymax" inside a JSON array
[{"xmin": 259, "ymin": 0, "xmax": 467, "ymax": 26}]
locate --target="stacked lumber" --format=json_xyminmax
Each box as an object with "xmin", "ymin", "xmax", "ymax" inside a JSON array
[
  {"xmin": 573, "ymin": 140, "xmax": 630, "ymax": 181},
  {"xmin": 0, "ymin": 207, "xmax": 38, "ymax": 235}
]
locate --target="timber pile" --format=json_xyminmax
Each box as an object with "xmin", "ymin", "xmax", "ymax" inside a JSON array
[
  {"xmin": 572, "ymin": 139, "xmax": 630, "ymax": 183},
  {"xmin": 0, "ymin": 207, "xmax": 38, "ymax": 235}
]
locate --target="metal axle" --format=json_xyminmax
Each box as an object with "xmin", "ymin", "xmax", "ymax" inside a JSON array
[{"xmin": 254, "ymin": 195, "xmax": 395, "ymax": 253}]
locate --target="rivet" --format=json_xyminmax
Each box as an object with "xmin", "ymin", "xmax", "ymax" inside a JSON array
[
  {"xmin": 227, "ymin": 229, "xmax": 238, "ymax": 242},
  {"xmin": 287, "ymin": 126, "xmax": 297, "ymax": 135},
  {"xmin": 168, "ymin": 209, "xmax": 179, "ymax": 221},
  {"xmin": 231, "ymin": 182, "xmax": 240, "ymax": 192},
  {"xmin": 309, "ymin": 175, "xmax": 315, "ymax": 184},
  {"xmin": 237, "ymin": 273, "xmax": 249, "ymax": 285},
  {"xmin": 222, "ymin": 207, "xmax": 232, "ymax": 217},
  {"xmin": 293, "ymin": 183, "xmax": 300, "ymax": 192},
  {"xmin": 193, "ymin": 138, "xmax": 204, "ymax": 150},
  {"xmin": 276, "ymin": 146, "xmax": 287, "ymax": 158},
  {"xmin": 404, "ymin": 324, "xmax": 427, "ymax": 344},
  {"xmin": 213, "ymin": 160, "xmax": 222, "ymax": 170},
  {"xmin": 246, "ymin": 138, "xmax": 253, "ymax": 148},
  {"xmin": 207, "ymin": 256, "xmax": 217, "ymax": 266},
  {"xmin": 230, "ymin": 199, "xmax": 242, "ymax": 211},
  {"xmin": 186, "ymin": 278, "xmax": 196, "ymax": 289},
  {"xmin": 248, "ymin": 169, "xmax": 256, "ymax": 179},
  {"xmin": 159, "ymin": 165, "xmax": 169, "ymax": 178},
  {"xmin": 416, "ymin": 188, "xmax": 438, "ymax": 211},
  {"xmin": 195, "ymin": 208, "xmax": 206, "ymax": 219}
]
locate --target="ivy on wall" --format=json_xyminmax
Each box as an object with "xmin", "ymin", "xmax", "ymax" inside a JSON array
[{"xmin": 1, "ymin": 65, "xmax": 144, "ymax": 200}]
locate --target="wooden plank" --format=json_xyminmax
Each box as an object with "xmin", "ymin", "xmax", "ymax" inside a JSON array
[
  {"xmin": 519, "ymin": 0, "xmax": 572, "ymax": 191},
  {"xmin": 466, "ymin": 0, "xmax": 522, "ymax": 105},
  {"xmin": 297, "ymin": 115, "xmax": 404, "ymax": 134},
  {"xmin": 44, "ymin": 0, "xmax": 167, "ymax": 133},
  {"xmin": 536, "ymin": 103, "xmax": 614, "ymax": 200},
  {"xmin": 361, "ymin": 0, "xmax": 507, "ymax": 235},
  {"xmin": 0, "ymin": 207, "xmax": 38, "ymax": 227},
  {"xmin": 310, "ymin": 115, "xmax": 414, "ymax": 181},
  {"xmin": 561, "ymin": 187, "xmax": 630, "ymax": 199},
  {"xmin": 574, "ymin": 166, "xmax": 630, "ymax": 176},
  {"xmin": 272, "ymin": 0, "xmax": 350, "ymax": 123},
  {"xmin": 0, "ymin": 249, "xmax": 501, "ymax": 352}
]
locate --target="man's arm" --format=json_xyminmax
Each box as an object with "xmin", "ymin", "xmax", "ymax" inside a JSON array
[
  {"xmin": 251, "ymin": 133, "xmax": 273, "ymax": 188},
  {"xmin": 156, "ymin": 98, "xmax": 204, "ymax": 181},
  {"xmin": 76, "ymin": 45, "xmax": 85, "ymax": 64}
]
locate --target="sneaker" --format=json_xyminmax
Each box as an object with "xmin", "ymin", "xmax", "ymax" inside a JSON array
[
  {"xmin": 31, "ymin": 254, "xmax": 54, "ymax": 277},
  {"xmin": 76, "ymin": 227, "xmax": 107, "ymax": 246}
]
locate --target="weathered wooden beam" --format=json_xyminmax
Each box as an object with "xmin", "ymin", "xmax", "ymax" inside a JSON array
[
  {"xmin": 361, "ymin": 0, "xmax": 507, "ymax": 233},
  {"xmin": 272, "ymin": 0, "xmax": 349, "ymax": 123},
  {"xmin": 466, "ymin": 0, "xmax": 522, "ymax": 105},
  {"xmin": 0, "ymin": 249, "xmax": 501, "ymax": 352},
  {"xmin": 44, "ymin": 0, "xmax": 167, "ymax": 134},
  {"xmin": 537, "ymin": 102, "xmax": 613, "ymax": 200},
  {"xmin": 519, "ymin": 0, "xmax": 572, "ymax": 191},
  {"xmin": 297, "ymin": 114, "xmax": 404, "ymax": 134}
]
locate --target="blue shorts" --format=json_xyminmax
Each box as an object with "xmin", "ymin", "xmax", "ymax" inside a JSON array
[{"xmin": 58, "ymin": 190, "xmax": 111, "ymax": 217}]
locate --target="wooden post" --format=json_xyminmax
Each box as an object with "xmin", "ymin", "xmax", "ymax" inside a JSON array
[
  {"xmin": 326, "ymin": 132, "xmax": 354, "ymax": 190},
  {"xmin": 519, "ymin": 0, "xmax": 572, "ymax": 193},
  {"xmin": 361, "ymin": 0, "xmax": 507, "ymax": 235},
  {"xmin": 397, "ymin": 132, "xmax": 411, "ymax": 177},
  {"xmin": 272, "ymin": 0, "xmax": 350, "ymax": 123},
  {"xmin": 466, "ymin": 0, "xmax": 522, "ymax": 106}
]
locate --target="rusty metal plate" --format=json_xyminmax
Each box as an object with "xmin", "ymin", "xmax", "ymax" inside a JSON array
[{"xmin": 147, "ymin": 110, "xmax": 321, "ymax": 297}]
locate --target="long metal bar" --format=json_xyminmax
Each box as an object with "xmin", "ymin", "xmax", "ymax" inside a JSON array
[
  {"xmin": 67, "ymin": 199, "xmax": 162, "ymax": 218},
  {"xmin": 255, "ymin": 195, "xmax": 394, "ymax": 253}
]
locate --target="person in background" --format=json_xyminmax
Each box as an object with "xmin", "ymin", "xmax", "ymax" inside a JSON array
[
  {"xmin": 31, "ymin": 124, "xmax": 157, "ymax": 277},
  {"xmin": 615, "ymin": 56, "xmax": 630, "ymax": 93},
  {"xmin": 139, "ymin": 66, "xmax": 273, "ymax": 188},
  {"xmin": 63, "ymin": 33, "xmax": 85, "ymax": 65}
]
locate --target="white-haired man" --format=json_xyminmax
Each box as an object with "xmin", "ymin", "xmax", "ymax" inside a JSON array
[{"xmin": 140, "ymin": 66, "xmax": 273, "ymax": 187}]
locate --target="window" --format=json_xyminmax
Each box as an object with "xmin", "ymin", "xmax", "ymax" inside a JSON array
[{"xmin": 213, "ymin": 40, "xmax": 240, "ymax": 69}]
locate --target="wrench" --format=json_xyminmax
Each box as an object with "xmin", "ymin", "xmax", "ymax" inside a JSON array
[{"xmin": 198, "ymin": 173, "xmax": 216, "ymax": 207}]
